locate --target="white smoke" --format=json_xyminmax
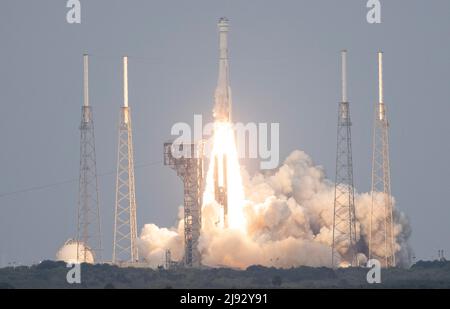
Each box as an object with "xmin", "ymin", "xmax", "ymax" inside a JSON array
[
  {"xmin": 138, "ymin": 207, "xmax": 185, "ymax": 268},
  {"xmin": 138, "ymin": 150, "xmax": 412, "ymax": 268}
]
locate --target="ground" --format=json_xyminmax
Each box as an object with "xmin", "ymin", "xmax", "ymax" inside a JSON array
[{"xmin": 0, "ymin": 260, "xmax": 449, "ymax": 289}]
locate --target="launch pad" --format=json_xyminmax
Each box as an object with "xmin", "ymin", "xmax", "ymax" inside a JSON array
[{"xmin": 63, "ymin": 16, "xmax": 400, "ymax": 270}]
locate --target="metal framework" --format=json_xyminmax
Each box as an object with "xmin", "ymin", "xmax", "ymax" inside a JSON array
[
  {"xmin": 113, "ymin": 57, "xmax": 138, "ymax": 264},
  {"xmin": 77, "ymin": 54, "xmax": 102, "ymax": 263},
  {"xmin": 165, "ymin": 249, "xmax": 172, "ymax": 270},
  {"xmin": 332, "ymin": 50, "xmax": 357, "ymax": 268},
  {"xmin": 369, "ymin": 52, "xmax": 396, "ymax": 268},
  {"xmin": 164, "ymin": 142, "xmax": 204, "ymax": 267}
]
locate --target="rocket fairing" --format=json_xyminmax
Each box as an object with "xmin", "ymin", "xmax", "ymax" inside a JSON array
[{"xmin": 213, "ymin": 17, "xmax": 232, "ymax": 122}]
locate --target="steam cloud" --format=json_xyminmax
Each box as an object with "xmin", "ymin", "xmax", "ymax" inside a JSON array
[{"xmin": 138, "ymin": 150, "xmax": 412, "ymax": 268}]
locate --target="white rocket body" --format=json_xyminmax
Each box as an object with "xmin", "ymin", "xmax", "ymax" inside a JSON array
[{"xmin": 213, "ymin": 17, "xmax": 232, "ymax": 122}]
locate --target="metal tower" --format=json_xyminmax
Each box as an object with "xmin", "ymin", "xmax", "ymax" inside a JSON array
[
  {"xmin": 332, "ymin": 50, "xmax": 357, "ymax": 268},
  {"xmin": 77, "ymin": 54, "xmax": 102, "ymax": 263},
  {"xmin": 113, "ymin": 57, "xmax": 139, "ymax": 264},
  {"xmin": 369, "ymin": 51, "xmax": 396, "ymax": 267},
  {"xmin": 165, "ymin": 249, "xmax": 172, "ymax": 270},
  {"xmin": 164, "ymin": 142, "xmax": 204, "ymax": 267}
]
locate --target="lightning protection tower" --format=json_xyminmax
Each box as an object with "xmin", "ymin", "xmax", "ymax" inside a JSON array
[
  {"xmin": 113, "ymin": 57, "xmax": 139, "ymax": 264},
  {"xmin": 332, "ymin": 50, "xmax": 357, "ymax": 268},
  {"xmin": 369, "ymin": 52, "xmax": 396, "ymax": 268},
  {"xmin": 77, "ymin": 54, "xmax": 102, "ymax": 263}
]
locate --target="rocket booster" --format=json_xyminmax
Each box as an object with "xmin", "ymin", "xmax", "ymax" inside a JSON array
[
  {"xmin": 213, "ymin": 17, "xmax": 232, "ymax": 122},
  {"xmin": 214, "ymin": 155, "xmax": 228, "ymax": 228}
]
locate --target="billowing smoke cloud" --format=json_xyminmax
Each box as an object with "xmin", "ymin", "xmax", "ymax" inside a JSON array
[
  {"xmin": 138, "ymin": 207, "xmax": 185, "ymax": 268},
  {"xmin": 138, "ymin": 150, "xmax": 412, "ymax": 268}
]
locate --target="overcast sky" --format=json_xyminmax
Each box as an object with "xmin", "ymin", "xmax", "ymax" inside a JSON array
[{"xmin": 0, "ymin": 0, "xmax": 449, "ymax": 265}]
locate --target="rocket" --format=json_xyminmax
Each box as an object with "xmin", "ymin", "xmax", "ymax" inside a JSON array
[
  {"xmin": 213, "ymin": 17, "xmax": 232, "ymax": 122},
  {"xmin": 212, "ymin": 18, "xmax": 231, "ymax": 228}
]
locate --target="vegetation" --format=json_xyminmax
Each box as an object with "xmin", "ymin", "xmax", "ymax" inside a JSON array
[{"xmin": 0, "ymin": 260, "xmax": 449, "ymax": 288}]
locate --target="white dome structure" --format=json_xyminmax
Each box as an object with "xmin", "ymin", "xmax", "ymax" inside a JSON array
[{"xmin": 56, "ymin": 239, "xmax": 94, "ymax": 264}]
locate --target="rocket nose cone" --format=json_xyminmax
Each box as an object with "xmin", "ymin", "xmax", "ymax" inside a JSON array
[
  {"xmin": 218, "ymin": 17, "xmax": 229, "ymax": 23},
  {"xmin": 218, "ymin": 17, "xmax": 229, "ymax": 30}
]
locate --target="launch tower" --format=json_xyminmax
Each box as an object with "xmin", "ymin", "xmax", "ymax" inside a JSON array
[
  {"xmin": 331, "ymin": 50, "xmax": 357, "ymax": 267},
  {"xmin": 369, "ymin": 52, "xmax": 396, "ymax": 267},
  {"xmin": 77, "ymin": 54, "xmax": 102, "ymax": 263},
  {"xmin": 113, "ymin": 57, "xmax": 139, "ymax": 264},
  {"xmin": 164, "ymin": 142, "xmax": 204, "ymax": 267}
]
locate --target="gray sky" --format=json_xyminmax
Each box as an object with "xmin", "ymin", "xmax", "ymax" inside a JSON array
[{"xmin": 0, "ymin": 0, "xmax": 449, "ymax": 265}]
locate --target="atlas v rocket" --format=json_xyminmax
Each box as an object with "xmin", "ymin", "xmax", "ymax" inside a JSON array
[
  {"xmin": 213, "ymin": 17, "xmax": 232, "ymax": 123},
  {"xmin": 213, "ymin": 17, "xmax": 231, "ymax": 228}
]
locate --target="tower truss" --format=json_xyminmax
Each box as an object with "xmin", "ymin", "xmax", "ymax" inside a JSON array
[
  {"xmin": 113, "ymin": 57, "xmax": 139, "ymax": 264},
  {"xmin": 164, "ymin": 142, "xmax": 204, "ymax": 267},
  {"xmin": 332, "ymin": 50, "xmax": 357, "ymax": 268},
  {"xmin": 369, "ymin": 52, "xmax": 396, "ymax": 267},
  {"xmin": 77, "ymin": 54, "xmax": 102, "ymax": 263}
]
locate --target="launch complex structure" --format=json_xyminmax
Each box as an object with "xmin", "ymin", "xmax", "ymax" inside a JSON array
[
  {"xmin": 331, "ymin": 50, "xmax": 396, "ymax": 268},
  {"xmin": 331, "ymin": 50, "xmax": 357, "ymax": 268},
  {"xmin": 112, "ymin": 56, "xmax": 139, "ymax": 265},
  {"xmin": 76, "ymin": 54, "xmax": 102, "ymax": 263},
  {"xmin": 369, "ymin": 52, "xmax": 396, "ymax": 268},
  {"xmin": 75, "ymin": 55, "xmax": 139, "ymax": 265},
  {"xmin": 73, "ymin": 18, "xmax": 397, "ymax": 269}
]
